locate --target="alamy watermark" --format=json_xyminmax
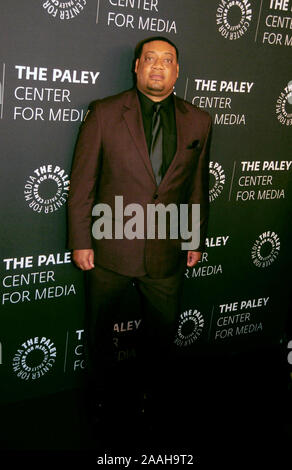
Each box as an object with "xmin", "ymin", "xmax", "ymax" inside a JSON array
[{"xmin": 91, "ymin": 196, "xmax": 200, "ymax": 251}]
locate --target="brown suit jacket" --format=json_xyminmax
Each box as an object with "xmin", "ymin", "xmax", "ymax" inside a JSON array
[{"xmin": 67, "ymin": 88, "xmax": 212, "ymax": 278}]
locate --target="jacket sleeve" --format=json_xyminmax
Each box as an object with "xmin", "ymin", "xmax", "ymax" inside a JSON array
[
  {"xmin": 187, "ymin": 114, "xmax": 212, "ymax": 252},
  {"xmin": 67, "ymin": 101, "xmax": 102, "ymax": 250}
]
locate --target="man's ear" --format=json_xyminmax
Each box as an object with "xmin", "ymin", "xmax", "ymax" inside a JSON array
[
  {"xmin": 134, "ymin": 58, "xmax": 140, "ymax": 73},
  {"xmin": 176, "ymin": 63, "xmax": 179, "ymax": 79}
]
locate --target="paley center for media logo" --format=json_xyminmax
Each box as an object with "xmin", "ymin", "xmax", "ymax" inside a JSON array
[
  {"xmin": 216, "ymin": 0, "xmax": 252, "ymax": 40},
  {"xmin": 251, "ymin": 231, "xmax": 280, "ymax": 268},
  {"xmin": 12, "ymin": 336, "xmax": 57, "ymax": 381},
  {"xmin": 276, "ymin": 80, "xmax": 292, "ymax": 126},
  {"xmin": 42, "ymin": 0, "xmax": 87, "ymax": 20},
  {"xmin": 91, "ymin": 196, "xmax": 201, "ymax": 250},
  {"xmin": 209, "ymin": 161, "xmax": 226, "ymax": 202},
  {"xmin": 174, "ymin": 308, "xmax": 205, "ymax": 347},
  {"xmin": 24, "ymin": 164, "xmax": 70, "ymax": 214}
]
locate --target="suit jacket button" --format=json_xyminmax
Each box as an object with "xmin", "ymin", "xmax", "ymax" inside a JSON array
[{"xmin": 153, "ymin": 194, "xmax": 158, "ymax": 199}]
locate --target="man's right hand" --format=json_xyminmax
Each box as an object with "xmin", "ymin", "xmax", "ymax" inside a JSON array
[{"xmin": 72, "ymin": 249, "xmax": 95, "ymax": 270}]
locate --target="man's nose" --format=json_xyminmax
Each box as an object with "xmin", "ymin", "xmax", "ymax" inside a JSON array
[{"xmin": 152, "ymin": 58, "xmax": 164, "ymax": 68}]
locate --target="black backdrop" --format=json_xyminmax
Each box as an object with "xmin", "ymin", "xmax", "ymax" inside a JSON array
[{"xmin": 0, "ymin": 0, "xmax": 291, "ymax": 403}]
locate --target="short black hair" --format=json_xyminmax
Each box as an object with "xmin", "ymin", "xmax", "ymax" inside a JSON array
[{"xmin": 134, "ymin": 36, "xmax": 179, "ymax": 62}]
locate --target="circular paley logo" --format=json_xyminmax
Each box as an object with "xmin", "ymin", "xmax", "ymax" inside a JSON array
[
  {"xmin": 209, "ymin": 161, "xmax": 226, "ymax": 202},
  {"xmin": 174, "ymin": 309, "xmax": 205, "ymax": 347},
  {"xmin": 12, "ymin": 336, "xmax": 57, "ymax": 381},
  {"xmin": 42, "ymin": 0, "xmax": 87, "ymax": 20},
  {"xmin": 251, "ymin": 231, "xmax": 280, "ymax": 268},
  {"xmin": 24, "ymin": 164, "xmax": 70, "ymax": 214},
  {"xmin": 216, "ymin": 0, "xmax": 252, "ymax": 40},
  {"xmin": 276, "ymin": 81, "xmax": 292, "ymax": 126}
]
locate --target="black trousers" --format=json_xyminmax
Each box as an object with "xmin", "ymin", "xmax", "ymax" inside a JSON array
[{"xmin": 84, "ymin": 263, "xmax": 185, "ymax": 398}]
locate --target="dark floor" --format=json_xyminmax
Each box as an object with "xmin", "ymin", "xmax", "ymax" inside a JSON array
[{"xmin": 0, "ymin": 347, "xmax": 291, "ymax": 467}]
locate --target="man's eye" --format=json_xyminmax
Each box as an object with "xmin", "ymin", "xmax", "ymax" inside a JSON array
[
  {"xmin": 164, "ymin": 59, "xmax": 172, "ymax": 63},
  {"xmin": 145, "ymin": 56, "xmax": 154, "ymax": 61}
]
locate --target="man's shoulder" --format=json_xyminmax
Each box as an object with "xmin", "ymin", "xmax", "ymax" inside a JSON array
[
  {"xmin": 89, "ymin": 88, "xmax": 135, "ymax": 111},
  {"xmin": 175, "ymin": 94, "xmax": 211, "ymax": 123}
]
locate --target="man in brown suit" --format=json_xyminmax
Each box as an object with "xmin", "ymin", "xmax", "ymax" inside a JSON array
[{"xmin": 67, "ymin": 37, "xmax": 212, "ymax": 437}]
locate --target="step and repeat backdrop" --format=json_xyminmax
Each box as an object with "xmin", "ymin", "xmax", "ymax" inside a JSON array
[{"xmin": 0, "ymin": 0, "xmax": 291, "ymax": 402}]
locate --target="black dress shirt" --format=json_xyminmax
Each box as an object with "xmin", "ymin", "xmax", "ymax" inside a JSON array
[{"xmin": 137, "ymin": 89, "xmax": 177, "ymax": 180}]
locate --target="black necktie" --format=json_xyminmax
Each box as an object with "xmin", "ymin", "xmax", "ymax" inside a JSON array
[{"xmin": 150, "ymin": 103, "xmax": 163, "ymax": 185}]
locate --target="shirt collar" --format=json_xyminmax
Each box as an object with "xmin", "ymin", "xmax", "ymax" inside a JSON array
[{"xmin": 137, "ymin": 89, "xmax": 174, "ymax": 115}]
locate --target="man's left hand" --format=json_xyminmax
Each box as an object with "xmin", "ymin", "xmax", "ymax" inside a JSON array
[{"xmin": 187, "ymin": 251, "xmax": 201, "ymax": 267}]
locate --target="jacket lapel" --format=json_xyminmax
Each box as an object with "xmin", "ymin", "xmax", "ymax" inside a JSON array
[
  {"xmin": 122, "ymin": 90, "xmax": 201, "ymax": 190},
  {"xmin": 122, "ymin": 89, "xmax": 156, "ymax": 184}
]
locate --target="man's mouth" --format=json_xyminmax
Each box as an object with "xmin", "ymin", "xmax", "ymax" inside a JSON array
[{"xmin": 150, "ymin": 74, "xmax": 164, "ymax": 80}]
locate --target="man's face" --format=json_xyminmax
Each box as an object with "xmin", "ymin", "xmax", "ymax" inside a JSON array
[{"xmin": 135, "ymin": 40, "xmax": 179, "ymax": 101}]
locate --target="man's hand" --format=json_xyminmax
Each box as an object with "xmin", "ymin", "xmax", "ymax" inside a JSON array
[
  {"xmin": 72, "ymin": 249, "xmax": 95, "ymax": 270},
  {"xmin": 187, "ymin": 251, "xmax": 201, "ymax": 267}
]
